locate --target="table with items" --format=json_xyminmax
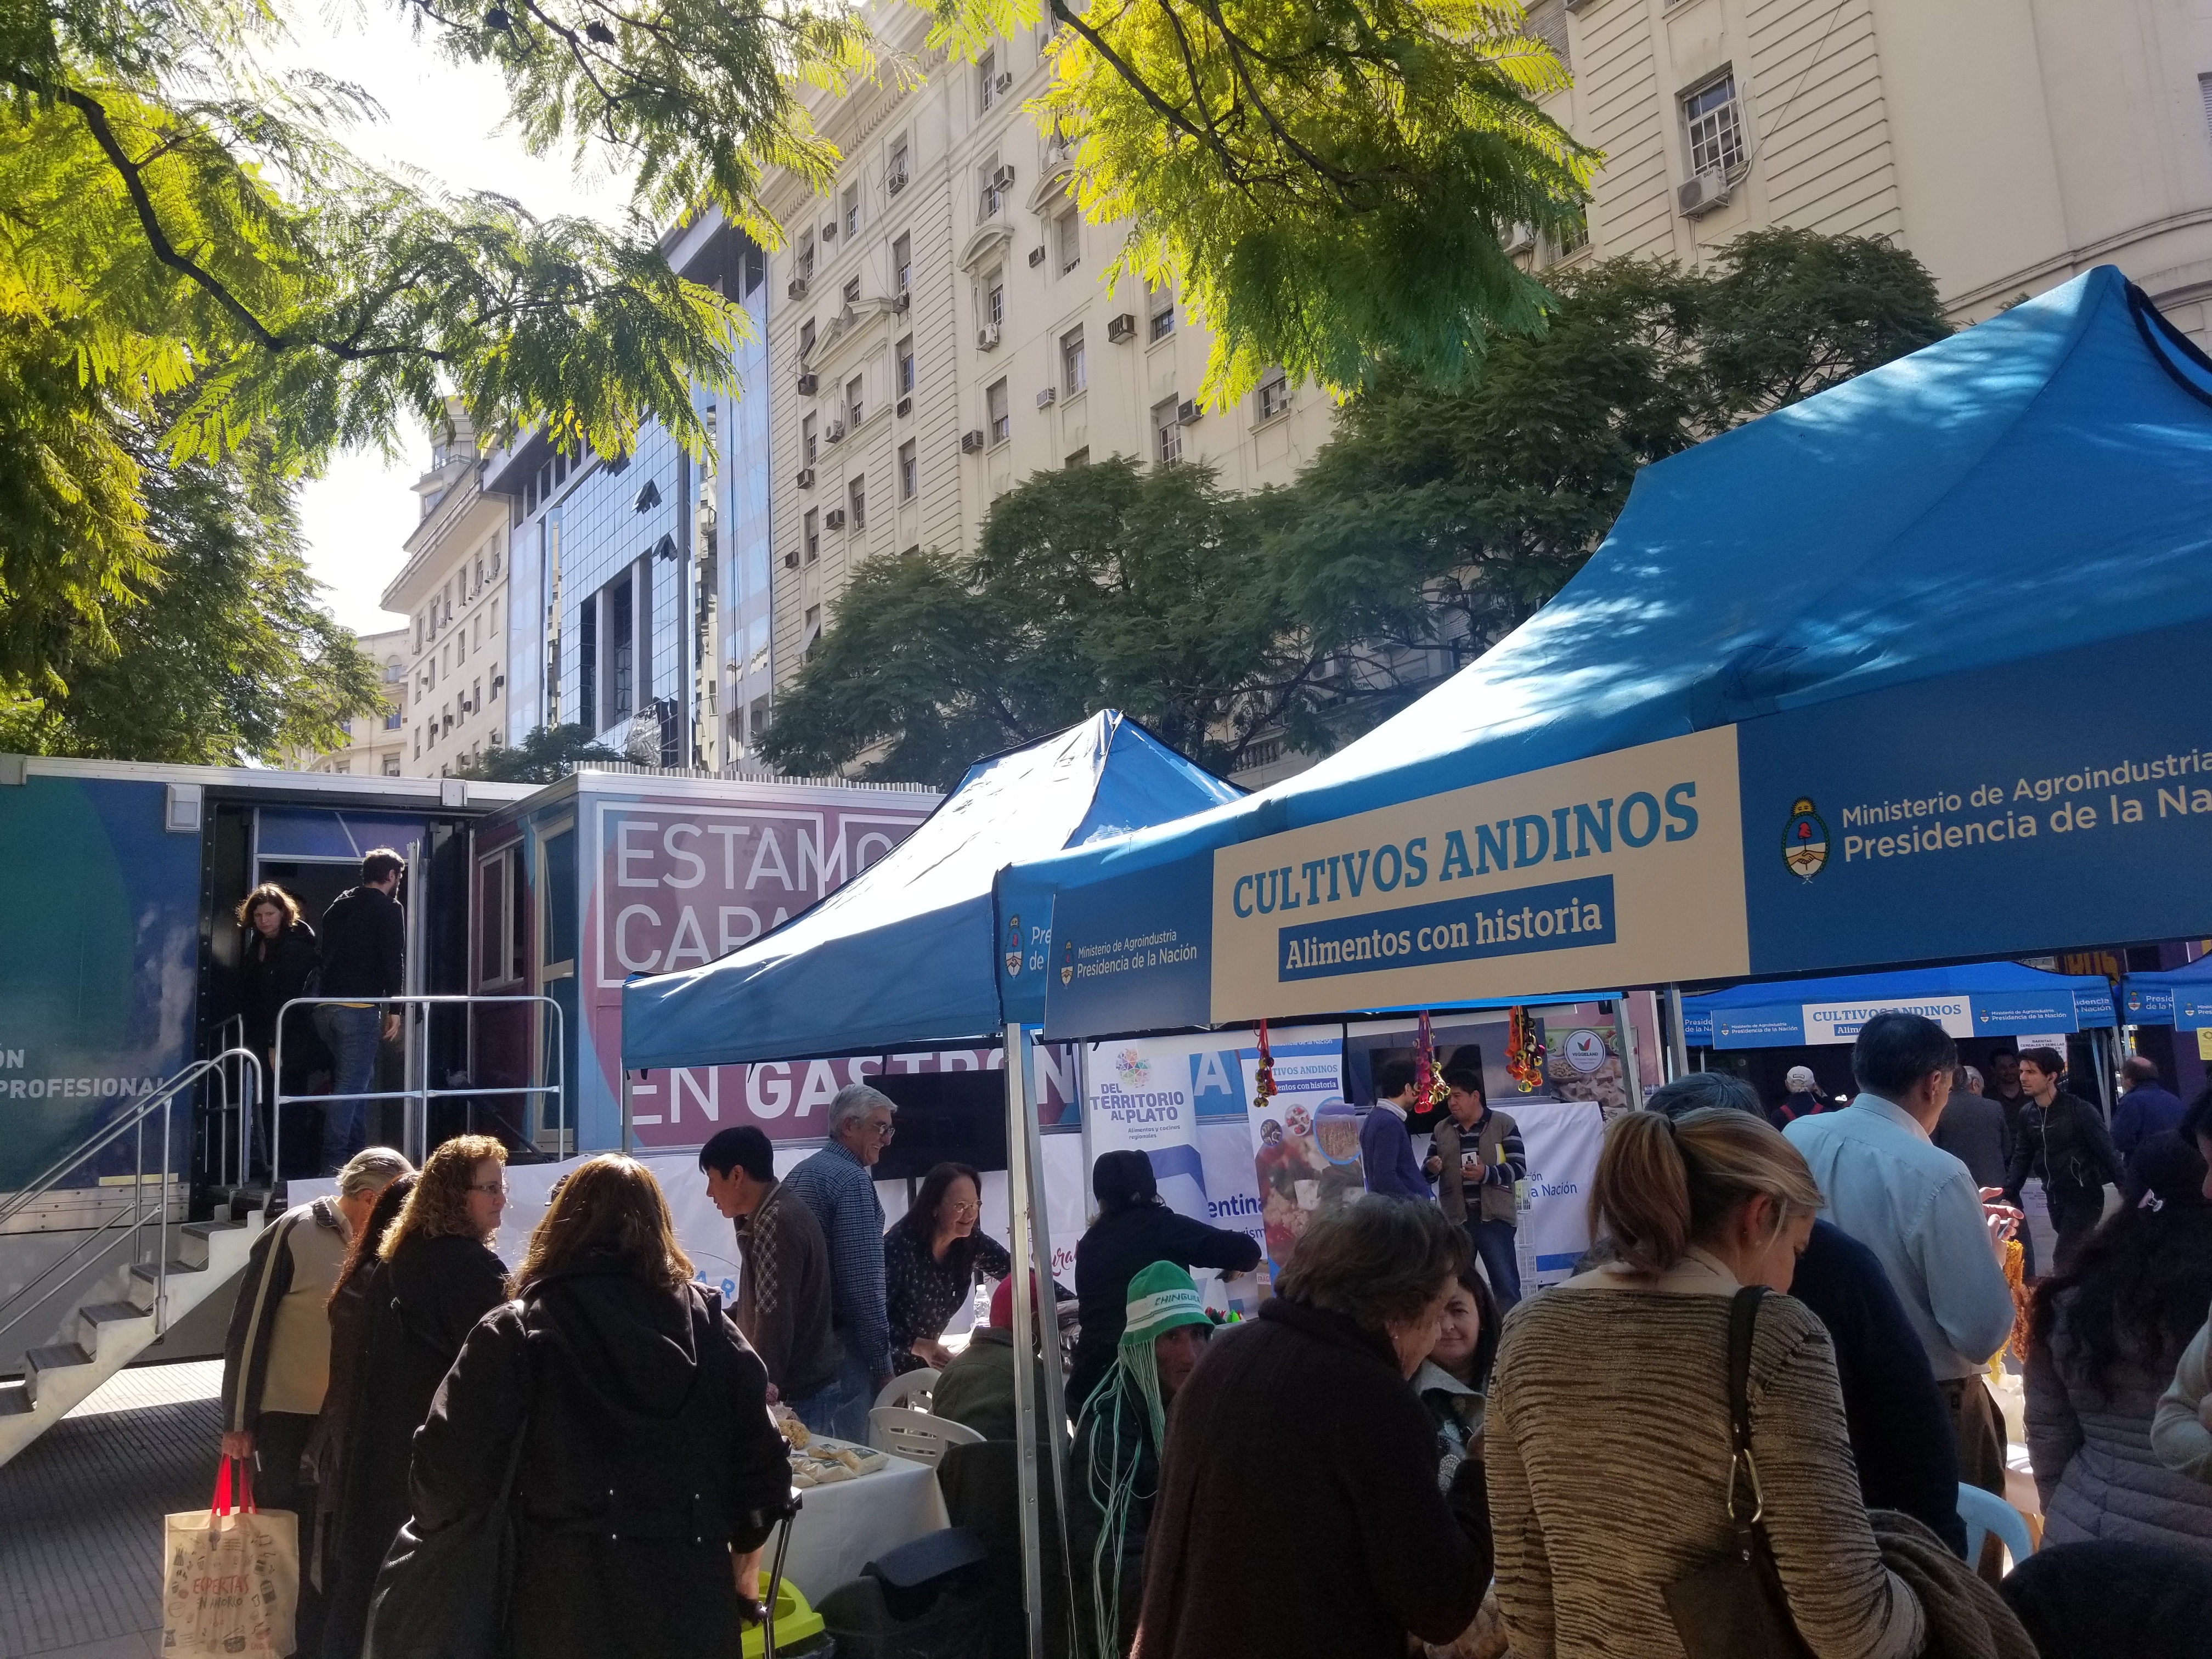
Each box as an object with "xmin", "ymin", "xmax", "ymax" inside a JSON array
[{"xmin": 773, "ymin": 1419, "xmax": 951, "ymax": 1601}]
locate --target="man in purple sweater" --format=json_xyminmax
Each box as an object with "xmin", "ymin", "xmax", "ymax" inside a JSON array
[{"xmin": 1359, "ymin": 1059, "xmax": 1433, "ymax": 1199}]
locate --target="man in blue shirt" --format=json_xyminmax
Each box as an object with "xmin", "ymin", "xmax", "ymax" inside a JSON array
[
  {"xmin": 1787, "ymin": 1012, "xmax": 2021, "ymax": 1503},
  {"xmin": 1360, "ymin": 1059, "xmax": 1432, "ymax": 1200},
  {"xmin": 2112, "ymin": 1056, "xmax": 2188, "ymax": 1160},
  {"xmin": 782, "ymin": 1082, "xmax": 898, "ymax": 1440}
]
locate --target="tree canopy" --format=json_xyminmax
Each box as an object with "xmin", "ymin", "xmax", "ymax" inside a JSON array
[{"xmin": 456, "ymin": 723, "xmax": 628, "ymax": 782}]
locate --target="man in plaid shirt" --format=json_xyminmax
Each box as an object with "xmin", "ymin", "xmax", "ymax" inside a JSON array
[
  {"xmin": 702, "ymin": 1126, "xmax": 842, "ymax": 1434},
  {"xmin": 781, "ymin": 1084, "xmax": 899, "ymax": 1440}
]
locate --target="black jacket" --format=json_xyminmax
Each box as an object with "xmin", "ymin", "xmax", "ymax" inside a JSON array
[
  {"xmin": 238, "ymin": 922, "xmax": 320, "ymax": 1049},
  {"xmin": 409, "ymin": 1254, "xmax": 791, "ymax": 1659},
  {"xmin": 322, "ymin": 1231, "xmax": 506, "ymax": 1659},
  {"xmin": 318, "ymin": 884, "xmax": 405, "ymax": 1001},
  {"xmin": 2005, "ymin": 1091, "xmax": 2125, "ymax": 1200},
  {"xmin": 1788, "ymin": 1218, "xmax": 1968, "ymax": 1555},
  {"xmin": 1068, "ymin": 1204, "xmax": 1261, "ymax": 1410}
]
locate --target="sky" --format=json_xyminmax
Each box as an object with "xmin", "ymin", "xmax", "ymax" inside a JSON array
[{"xmin": 267, "ymin": 4, "xmax": 633, "ymax": 636}]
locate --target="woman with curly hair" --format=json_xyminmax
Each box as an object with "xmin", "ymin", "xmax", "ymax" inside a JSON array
[
  {"xmin": 2027, "ymin": 1131, "xmax": 2212, "ymax": 1556},
  {"xmin": 396, "ymin": 1155, "xmax": 792, "ymax": 1658},
  {"xmin": 321, "ymin": 1134, "xmax": 509, "ymax": 1658}
]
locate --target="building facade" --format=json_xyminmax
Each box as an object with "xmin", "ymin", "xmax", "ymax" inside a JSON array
[
  {"xmin": 292, "ymin": 625, "xmax": 409, "ymax": 777},
  {"xmin": 383, "ymin": 407, "xmax": 515, "ymax": 776},
  {"xmin": 754, "ymin": 2, "xmax": 1338, "ymax": 687},
  {"xmin": 1532, "ymin": 0, "xmax": 2212, "ymax": 342}
]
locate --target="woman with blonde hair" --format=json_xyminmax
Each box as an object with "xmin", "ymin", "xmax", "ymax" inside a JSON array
[
  {"xmin": 394, "ymin": 1155, "xmax": 792, "ymax": 1658},
  {"xmin": 1487, "ymin": 1108, "xmax": 1930, "ymax": 1659},
  {"xmin": 322, "ymin": 1134, "xmax": 509, "ymax": 1658},
  {"xmin": 232, "ymin": 881, "xmax": 320, "ymax": 1172}
]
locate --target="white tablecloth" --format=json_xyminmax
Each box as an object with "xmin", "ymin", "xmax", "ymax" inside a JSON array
[{"xmin": 778, "ymin": 1452, "xmax": 950, "ymax": 1602}]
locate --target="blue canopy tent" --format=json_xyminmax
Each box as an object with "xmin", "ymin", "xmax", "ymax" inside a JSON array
[
  {"xmin": 1680, "ymin": 962, "xmax": 2117, "ymax": 1049},
  {"xmin": 998, "ymin": 267, "xmax": 2212, "ymax": 1047},
  {"xmin": 620, "ymin": 712, "xmax": 1240, "ymax": 1654},
  {"xmin": 2121, "ymin": 957, "xmax": 2212, "ymax": 1029}
]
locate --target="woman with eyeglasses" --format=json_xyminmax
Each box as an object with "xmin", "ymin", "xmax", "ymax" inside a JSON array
[
  {"xmin": 883, "ymin": 1161, "xmax": 1012, "ymax": 1374},
  {"xmin": 322, "ymin": 1134, "xmax": 509, "ymax": 1659}
]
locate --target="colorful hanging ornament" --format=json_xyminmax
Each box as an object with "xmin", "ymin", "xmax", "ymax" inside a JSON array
[
  {"xmin": 1506, "ymin": 1005, "xmax": 1547, "ymax": 1093},
  {"xmin": 1414, "ymin": 1009, "xmax": 1447, "ymax": 1111},
  {"xmin": 1254, "ymin": 1019, "xmax": 1276, "ymax": 1106}
]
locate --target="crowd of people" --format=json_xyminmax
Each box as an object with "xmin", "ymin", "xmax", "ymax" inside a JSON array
[{"xmin": 209, "ymin": 1015, "xmax": 2212, "ymax": 1659}]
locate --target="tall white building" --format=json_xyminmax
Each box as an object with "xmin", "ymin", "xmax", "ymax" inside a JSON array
[
  {"xmin": 291, "ymin": 626, "xmax": 409, "ymax": 777},
  {"xmin": 755, "ymin": 2, "xmax": 1338, "ymax": 685}
]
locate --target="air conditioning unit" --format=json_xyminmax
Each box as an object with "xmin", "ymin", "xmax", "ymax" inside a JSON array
[
  {"xmin": 894, "ymin": 291, "xmax": 910, "ymax": 313},
  {"xmin": 1105, "ymin": 313, "xmax": 1137, "ymax": 344},
  {"xmin": 991, "ymin": 165, "xmax": 1016, "ymax": 193},
  {"xmin": 796, "ymin": 467, "xmax": 815, "ymax": 489},
  {"xmin": 961, "ymin": 430, "xmax": 986, "ymax": 453},
  {"xmin": 788, "ymin": 275, "xmax": 810, "ymax": 299},
  {"xmin": 825, "ymin": 420, "xmax": 845, "ymax": 443},
  {"xmin": 994, "ymin": 72, "xmax": 1013, "ymax": 95},
  {"xmin": 1503, "ymin": 222, "xmax": 1536, "ymax": 255},
  {"xmin": 1176, "ymin": 399, "xmax": 1202, "ymax": 426},
  {"xmin": 492, "ymin": 674, "xmax": 505, "ymax": 691},
  {"xmin": 825, "ymin": 508, "xmax": 846, "ymax": 529},
  {"xmin": 887, "ymin": 170, "xmax": 908, "ymax": 195},
  {"xmin": 1028, "ymin": 245, "xmax": 1046, "ymax": 268},
  {"xmin": 784, "ymin": 550, "xmax": 800, "ymax": 569},
  {"xmin": 1036, "ymin": 386, "xmax": 1057, "ymax": 408},
  {"xmin": 977, "ymin": 324, "xmax": 1001, "ymax": 350},
  {"xmin": 797, "ymin": 372, "xmax": 818, "ymax": 395},
  {"xmin": 1677, "ymin": 171, "xmax": 1732, "ymax": 217},
  {"xmin": 822, "ymin": 221, "xmax": 837, "ymax": 241},
  {"xmin": 896, "ymin": 396, "xmax": 912, "ymax": 417}
]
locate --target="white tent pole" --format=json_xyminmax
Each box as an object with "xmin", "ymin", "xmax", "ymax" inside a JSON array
[
  {"xmin": 1663, "ymin": 984, "xmax": 1690, "ymax": 1081},
  {"xmin": 1004, "ymin": 1022, "xmax": 1046, "ymax": 1659},
  {"xmin": 1019, "ymin": 1031, "xmax": 1078, "ymax": 1647}
]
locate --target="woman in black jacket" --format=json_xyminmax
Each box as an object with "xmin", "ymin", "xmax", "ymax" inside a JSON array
[
  {"xmin": 1067, "ymin": 1150, "xmax": 1262, "ymax": 1412},
  {"xmin": 234, "ymin": 883, "xmax": 321, "ymax": 1172},
  {"xmin": 2005, "ymin": 1047, "xmax": 2125, "ymax": 1276},
  {"xmin": 321, "ymin": 1135, "xmax": 509, "ymax": 1659},
  {"xmin": 404, "ymin": 1154, "xmax": 793, "ymax": 1659}
]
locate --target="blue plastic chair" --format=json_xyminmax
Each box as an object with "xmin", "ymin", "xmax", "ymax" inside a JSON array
[{"xmin": 1957, "ymin": 1481, "xmax": 2035, "ymax": 1568}]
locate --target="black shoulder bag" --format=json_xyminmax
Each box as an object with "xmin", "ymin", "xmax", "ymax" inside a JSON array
[
  {"xmin": 1662, "ymin": 1286, "xmax": 1813, "ymax": 1659},
  {"xmin": 362, "ymin": 1311, "xmax": 532, "ymax": 1659}
]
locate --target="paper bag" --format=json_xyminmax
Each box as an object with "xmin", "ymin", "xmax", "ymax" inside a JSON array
[{"xmin": 162, "ymin": 1460, "xmax": 299, "ymax": 1657}]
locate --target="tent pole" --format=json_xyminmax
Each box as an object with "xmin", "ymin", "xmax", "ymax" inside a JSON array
[
  {"xmin": 1019, "ymin": 1030, "xmax": 1078, "ymax": 1655},
  {"xmin": 620, "ymin": 1068, "xmax": 633, "ymax": 1155},
  {"xmin": 1617, "ymin": 997, "xmax": 1645, "ymax": 1110},
  {"xmin": 2093, "ymin": 1028, "xmax": 2115, "ymax": 1122},
  {"xmin": 1663, "ymin": 985, "xmax": 1690, "ymax": 1081},
  {"xmin": 1004, "ymin": 1022, "xmax": 1046, "ymax": 1659}
]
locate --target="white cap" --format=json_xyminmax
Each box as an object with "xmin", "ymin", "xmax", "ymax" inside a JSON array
[{"xmin": 1785, "ymin": 1066, "xmax": 1816, "ymax": 1092}]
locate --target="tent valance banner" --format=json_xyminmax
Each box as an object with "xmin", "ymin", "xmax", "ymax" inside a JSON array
[
  {"xmin": 1681, "ymin": 962, "xmax": 2118, "ymax": 1049},
  {"xmin": 2120, "ymin": 957, "xmax": 2212, "ymax": 1028},
  {"xmin": 1500, "ymin": 1099, "xmax": 1606, "ymax": 1290}
]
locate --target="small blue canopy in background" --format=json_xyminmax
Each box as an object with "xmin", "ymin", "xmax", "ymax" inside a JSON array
[
  {"xmin": 621, "ymin": 712, "xmax": 1242, "ymax": 1067},
  {"xmin": 1681, "ymin": 962, "xmax": 2116, "ymax": 1049},
  {"xmin": 2121, "ymin": 956, "xmax": 2212, "ymax": 1029}
]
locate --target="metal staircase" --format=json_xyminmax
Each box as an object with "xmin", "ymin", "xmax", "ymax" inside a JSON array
[{"xmin": 0, "ymin": 1049, "xmax": 264, "ymax": 1466}]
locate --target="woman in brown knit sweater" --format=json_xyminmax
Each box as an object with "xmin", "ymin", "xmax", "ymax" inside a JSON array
[{"xmin": 1488, "ymin": 1108, "xmax": 1926, "ymax": 1659}]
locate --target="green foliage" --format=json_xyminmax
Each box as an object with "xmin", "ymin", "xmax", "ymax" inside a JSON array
[
  {"xmin": 0, "ymin": 431, "xmax": 383, "ymax": 763},
  {"xmin": 759, "ymin": 458, "xmax": 1319, "ymax": 788},
  {"xmin": 457, "ymin": 723, "xmax": 628, "ymax": 783},
  {"xmin": 1270, "ymin": 229, "xmax": 1951, "ymax": 744},
  {"xmin": 1021, "ymin": 0, "xmax": 1594, "ymax": 402}
]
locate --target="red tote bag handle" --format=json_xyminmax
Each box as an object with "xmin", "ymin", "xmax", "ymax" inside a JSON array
[{"xmin": 212, "ymin": 1457, "xmax": 257, "ymax": 1516}]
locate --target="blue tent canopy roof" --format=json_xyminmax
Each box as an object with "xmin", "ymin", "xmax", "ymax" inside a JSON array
[
  {"xmin": 620, "ymin": 712, "xmax": 1242, "ymax": 1067},
  {"xmin": 2120, "ymin": 956, "xmax": 2212, "ymax": 1026},
  {"xmin": 1682, "ymin": 962, "xmax": 2115, "ymax": 1049},
  {"xmin": 1005, "ymin": 267, "xmax": 2212, "ymax": 1040}
]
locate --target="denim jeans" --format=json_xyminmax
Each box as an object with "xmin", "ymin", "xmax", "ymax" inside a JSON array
[
  {"xmin": 1470, "ymin": 1216, "xmax": 1523, "ymax": 1311},
  {"xmin": 830, "ymin": 1341, "xmax": 880, "ymax": 1443},
  {"xmin": 312, "ymin": 1004, "xmax": 381, "ymax": 1173},
  {"xmin": 787, "ymin": 1380, "xmax": 844, "ymax": 1438}
]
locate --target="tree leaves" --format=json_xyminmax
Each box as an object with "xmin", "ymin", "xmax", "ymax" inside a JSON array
[{"xmin": 456, "ymin": 723, "xmax": 628, "ymax": 781}]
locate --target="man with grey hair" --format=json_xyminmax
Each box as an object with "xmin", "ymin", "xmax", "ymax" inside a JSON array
[
  {"xmin": 221, "ymin": 1146, "xmax": 413, "ymax": 1648},
  {"xmin": 781, "ymin": 1082, "xmax": 899, "ymax": 1438},
  {"xmin": 1643, "ymin": 1074, "xmax": 1967, "ymax": 1553}
]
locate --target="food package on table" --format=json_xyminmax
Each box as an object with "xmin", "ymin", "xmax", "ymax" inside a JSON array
[{"xmin": 772, "ymin": 1404, "xmax": 810, "ymax": 1449}]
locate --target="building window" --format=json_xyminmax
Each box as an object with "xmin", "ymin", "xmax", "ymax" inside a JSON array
[
  {"xmin": 1149, "ymin": 284, "xmax": 1175, "ymax": 342},
  {"xmin": 803, "ymin": 605, "xmax": 821, "ymax": 664},
  {"xmin": 978, "ymin": 155, "xmax": 1003, "ymax": 218},
  {"xmin": 799, "ymin": 319, "xmax": 816, "ymax": 360},
  {"xmin": 843, "ymin": 183, "xmax": 860, "ymax": 239},
  {"xmin": 385, "ymin": 708, "xmax": 403, "ymax": 731},
  {"xmin": 489, "ymin": 664, "xmax": 500, "ymax": 699},
  {"xmin": 849, "ymin": 475, "xmax": 866, "ymax": 529},
  {"xmin": 1065, "ymin": 446, "xmax": 1090, "ymax": 469},
  {"xmin": 987, "ymin": 274, "xmax": 1005, "ymax": 329},
  {"xmin": 578, "ymin": 593, "xmax": 597, "ymax": 729},
  {"xmin": 1056, "ymin": 208, "xmax": 1080, "ymax": 273},
  {"xmin": 1061, "ymin": 326, "xmax": 1086, "ymax": 394},
  {"xmin": 1526, "ymin": 0, "xmax": 1569, "ymax": 71},
  {"xmin": 846, "ymin": 373, "xmax": 865, "ymax": 427},
  {"xmin": 898, "ymin": 335, "xmax": 916, "ymax": 394},
  {"xmin": 988, "ymin": 378, "xmax": 1010, "ymax": 444},
  {"xmin": 894, "ymin": 233, "xmax": 912, "ymax": 295},
  {"xmin": 978, "ymin": 50, "xmax": 997, "ymax": 111},
  {"xmin": 899, "ymin": 439, "xmax": 918, "ymax": 499},
  {"xmin": 1683, "ymin": 72, "xmax": 1745, "ymax": 178},
  {"xmin": 798, "ymin": 232, "xmax": 815, "ymax": 279},
  {"xmin": 383, "ymin": 757, "xmax": 401, "ymax": 777},
  {"xmin": 804, "ymin": 507, "xmax": 820, "ymax": 561},
  {"xmin": 803, "ymin": 413, "xmax": 817, "ymax": 464},
  {"xmin": 609, "ymin": 575, "xmax": 634, "ymax": 724},
  {"xmin": 1152, "ymin": 397, "xmax": 1182, "ymax": 463},
  {"xmin": 890, "ymin": 139, "xmax": 909, "ymax": 189},
  {"xmin": 1256, "ymin": 366, "xmax": 1289, "ymax": 423}
]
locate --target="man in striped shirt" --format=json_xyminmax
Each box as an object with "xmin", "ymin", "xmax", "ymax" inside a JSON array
[{"xmin": 781, "ymin": 1083, "xmax": 899, "ymax": 1440}]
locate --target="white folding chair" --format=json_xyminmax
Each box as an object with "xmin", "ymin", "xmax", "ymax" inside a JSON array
[
  {"xmin": 868, "ymin": 1405, "xmax": 984, "ymax": 1468},
  {"xmin": 874, "ymin": 1368, "xmax": 940, "ymax": 1413}
]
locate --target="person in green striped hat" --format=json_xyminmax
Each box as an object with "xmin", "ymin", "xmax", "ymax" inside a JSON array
[{"xmin": 1069, "ymin": 1259, "xmax": 1215, "ymax": 1659}]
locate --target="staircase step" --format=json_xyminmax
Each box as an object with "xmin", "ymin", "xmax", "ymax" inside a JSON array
[
  {"xmin": 24, "ymin": 1343, "xmax": 92, "ymax": 1406},
  {"xmin": 0, "ymin": 1381, "xmax": 29, "ymax": 1418},
  {"xmin": 80, "ymin": 1301, "xmax": 153, "ymax": 1353},
  {"xmin": 180, "ymin": 1220, "xmax": 244, "ymax": 1240},
  {"xmin": 127, "ymin": 1259, "xmax": 203, "ymax": 1310},
  {"xmin": 81, "ymin": 1301, "xmax": 150, "ymax": 1326}
]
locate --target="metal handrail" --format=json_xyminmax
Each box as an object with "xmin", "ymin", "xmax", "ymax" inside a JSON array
[
  {"xmin": 0, "ymin": 1048, "xmax": 262, "ymax": 1346},
  {"xmin": 272, "ymin": 995, "xmax": 566, "ymax": 1172}
]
